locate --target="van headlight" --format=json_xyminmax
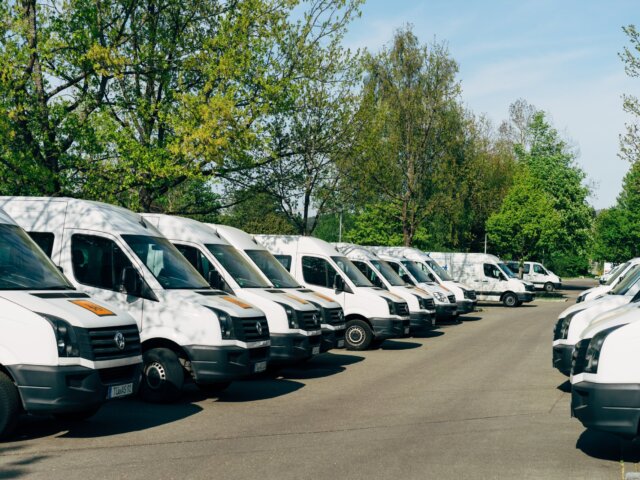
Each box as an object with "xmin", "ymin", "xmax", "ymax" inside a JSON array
[
  {"xmin": 558, "ymin": 310, "xmax": 582, "ymax": 340},
  {"xmin": 276, "ymin": 302, "xmax": 299, "ymax": 328},
  {"xmin": 413, "ymin": 294, "xmax": 428, "ymax": 310},
  {"xmin": 576, "ymin": 294, "xmax": 585, "ymax": 303},
  {"xmin": 205, "ymin": 306, "xmax": 235, "ymax": 339},
  {"xmin": 584, "ymin": 324, "xmax": 626, "ymax": 374},
  {"xmin": 382, "ymin": 297, "xmax": 395, "ymax": 314},
  {"xmin": 39, "ymin": 313, "xmax": 80, "ymax": 357},
  {"xmin": 433, "ymin": 292, "xmax": 447, "ymax": 303}
]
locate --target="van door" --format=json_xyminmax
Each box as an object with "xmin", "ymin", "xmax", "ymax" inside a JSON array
[
  {"xmin": 300, "ymin": 255, "xmax": 347, "ymax": 306},
  {"xmin": 62, "ymin": 231, "xmax": 145, "ymax": 325},
  {"xmin": 480, "ymin": 263, "xmax": 506, "ymax": 301},
  {"xmin": 530, "ymin": 263, "xmax": 545, "ymax": 286}
]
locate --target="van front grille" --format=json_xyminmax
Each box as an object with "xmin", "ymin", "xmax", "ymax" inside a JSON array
[
  {"xmin": 299, "ymin": 310, "xmax": 321, "ymax": 331},
  {"xmin": 85, "ymin": 325, "xmax": 141, "ymax": 361},
  {"xmin": 234, "ymin": 316, "xmax": 270, "ymax": 342}
]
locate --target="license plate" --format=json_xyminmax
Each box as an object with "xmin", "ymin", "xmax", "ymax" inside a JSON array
[
  {"xmin": 337, "ymin": 339, "xmax": 345, "ymax": 348},
  {"xmin": 107, "ymin": 383, "xmax": 133, "ymax": 399},
  {"xmin": 312, "ymin": 346, "xmax": 320, "ymax": 355},
  {"xmin": 254, "ymin": 361, "xmax": 267, "ymax": 373},
  {"xmin": 404, "ymin": 327, "xmax": 410, "ymax": 334}
]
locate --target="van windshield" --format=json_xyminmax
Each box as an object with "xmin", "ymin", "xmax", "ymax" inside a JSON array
[
  {"xmin": 206, "ymin": 245, "xmax": 271, "ymax": 288},
  {"xmin": 245, "ymin": 249, "xmax": 300, "ymax": 288},
  {"xmin": 331, "ymin": 256, "xmax": 373, "ymax": 287},
  {"xmin": 123, "ymin": 235, "xmax": 210, "ymax": 290},
  {"xmin": 607, "ymin": 262, "xmax": 630, "ymax": 286},
  {"xmin": 370, "ymin": 259, "xmax": 406, "ymax": 286},
  {"xmin": 402, "ymin": 260, "xmax": 434, "ymax": 284},
  {"xmin": 0, "ymin": 224, "xmax": 73, "ymax": 290},
  {"xmin": 498, "ymin": 263, "xmax": 517, "ymax": 279},
  {"xmin": 611, "ymin": 264, "xmax": 640, "ymax": 295},
  {"xmin": 426, "ymin": 259, "xmax": 453, "ymax": 281}
]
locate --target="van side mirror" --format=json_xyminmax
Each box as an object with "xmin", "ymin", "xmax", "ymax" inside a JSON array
[
  {"xmin": 207, "ymin": 269, "xmax": 225, "ymax": 291},
  {"xmin": 121, "ymin": 266, "xmax": 141, "ymax": 296},
  {"xmin": 57, "ymin": 265, "xmax": 64, "ymax": 273},
  {"xmin": 334, "ymin": 274, "xmax": 346, "ymax": 292}
]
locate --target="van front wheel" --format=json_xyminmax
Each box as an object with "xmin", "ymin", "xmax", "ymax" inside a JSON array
[
  {"xmin": 345, "ymin": 320, "xmax": 373, "ymax": 351},
  {"xmin": 140, "ymin": 348, "xmax": 184, "ymax": 403},
  {"xmin": 544, "ymin": 282, "xmax": 555, "ymax": 292},
  {"xmin": 502, "ymin": 293, "xmax": 518, "ymax": 308},
  {"xmin": 0, "ymin": 371, "xmax": 20, "ymax": 440}
]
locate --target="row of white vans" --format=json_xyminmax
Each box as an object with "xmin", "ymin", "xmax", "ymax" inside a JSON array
[
  {"xmin": 552, "ymin": 258, "xmax": 640, "ymax": 438},
  {"xmin": 0, "ymin": 196, "xmax": 550, "ymax": 440}
]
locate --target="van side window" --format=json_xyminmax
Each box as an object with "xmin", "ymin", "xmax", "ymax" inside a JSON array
[
  {"xmin": 352, "ymin": 260, "xmax": 384, "ymax": 288},
  {"xmin": 483, "ymin": 263, "xmax": 503, "ymax": 280},
  {"xmin": 174, "ymin": 243, "xmax": 217, "ymax": 279},
  {"xmin": 28, "ymin": 232, "xmax": 55, "ymax": 257},
  {"xmin": 71, "ymin": 234, "xmax": 135, "ymax": 291},
  {"xmin": 302, "ymin": 256, "xmax": 337, "ymax": 288},
  {"xmin": 523, "ymin": 264, "xmax": 530, "ymax": 274},
  {"xmin": 274, "ymin": 254, "xmax": 292, "ymax": 271},
  {"xmin": 533, "ymin": 264, "xmax": 545, "ymax": 274},
  {"xmin": 388, "ymin": 262, "xmax": 413, "ymax": 284}
]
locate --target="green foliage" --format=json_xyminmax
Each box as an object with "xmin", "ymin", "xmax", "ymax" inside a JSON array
[
  {"xmin": 486, "ymin": 166, "xmax": 562, "ymax": 259},
  {"xmin": 220, "ymin": 190, "xmax": 296, "ymax": 235}
]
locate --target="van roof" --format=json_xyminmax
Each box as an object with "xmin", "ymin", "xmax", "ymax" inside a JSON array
[
  {"xmin": 0, "ymin": 196, "xmax": 163, "ymax": 237},
  {"xmin": 254, "ymin": 235, "xmax": 341, "ymax": 257},
  {"xmin": 334, "ymin": 243, "xmax": 378, "ymax": 260},
  {"xmin": 0, "ymin": 208, "xmax": 16, "ymax": 226},
  {"xmin": 141, "ymin": 214, "xmax": 227, "ymax": 246},
  {"xmin": 209, "ymin": 224, "xmax": 263, "ymax": 250},
  {"xmin": 428, "ymin": 252, "xmax": 502, "ymax": 263}
]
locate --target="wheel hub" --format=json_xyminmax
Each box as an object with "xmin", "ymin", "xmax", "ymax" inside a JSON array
[
  {"xmin": 145, "ymin": 361, "xmax": 166, "ymax": 390},
  {"xmin": 347, "ymin": 326, "xmax": 365, "ymax": 346}
]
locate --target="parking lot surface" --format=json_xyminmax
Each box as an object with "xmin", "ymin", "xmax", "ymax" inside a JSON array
[{"xmin": 2, "ymin": 279, "xmax": 639, "ymax": 479}]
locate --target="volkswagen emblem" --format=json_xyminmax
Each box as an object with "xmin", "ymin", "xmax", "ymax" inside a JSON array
[
  {"xmin": 256, "ymin": 321, "xmax": 263, "ymax": 336},
  {"xmin": 312, "ymin": 313, "xmax": 319, "ymax": 326},
  {"xmin": 114, "ymin": 332, "xmax": 126, "ymax": 350}
]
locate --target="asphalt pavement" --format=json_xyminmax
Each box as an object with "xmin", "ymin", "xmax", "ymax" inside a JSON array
[{"xmin": 2, "ymin": 278, "xmax": 639, "ymax": 480}]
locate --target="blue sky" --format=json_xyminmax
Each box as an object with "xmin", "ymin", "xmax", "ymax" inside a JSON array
[{"xmin": 343, "ymin": 0, "xmax": 638, "ymax": 209}]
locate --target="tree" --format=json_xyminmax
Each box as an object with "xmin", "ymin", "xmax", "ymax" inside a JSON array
[
  {"xmin": 620, "ymin": 25, "xmax": 640, "ymax": 164},
  {"xmin": 486, "ymin": 166, "xmax": 562, "ymax": 260},
  {"xmin": 347, "ymin": 26, "xmax": 461, "ymax": 246}
]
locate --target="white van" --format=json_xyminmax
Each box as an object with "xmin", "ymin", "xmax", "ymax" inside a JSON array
[
  {"xmin": 142, "ymin": 215, "xmax": 324, "ymax": 362},
  {"xmin": 0, "ymin": 208, "xmax": 142, "ymax": 439},
  {"xmin": 428, "ymin": 252, "xmax": 535, "ymax": 307},
  {"xmin": 576, "ymin": 258, "xmax": 640, "ymax": 303},
  {"xmin": 374, "ymin": 254, "xmax": 458, "ymax": 320},
  {"xmin": 371, "ymin": 247, "xmax": 477, "ymax": 315},
  {"xmin": 571, "ymin": 304, "xmax": 640, "ymax": 437},
  {"xmin": 0, "ymin": 197, "xmax": 270, "ymax": 403},
  {"xmin": 334, "ymin": 243, "xmax": 435, "ymax": 333},
  {"xmin": 255, "ymin": 235, "xmax": 411, "ymax": 350},
  {"xmin": 209, "ymin": 225, "xmax": 345, "ymax": 351},
  {"xmin": 552, "ymin": 264, "xmax": 640, "ymax": 375},
  {"xmin": 505, "ymin": 261, "xmax": 562, "ymax": 292}
]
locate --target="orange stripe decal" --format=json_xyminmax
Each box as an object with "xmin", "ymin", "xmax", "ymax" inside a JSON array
[{"xmin": 69, "ymin": 300, "xmax": 116, "ymax": 317}]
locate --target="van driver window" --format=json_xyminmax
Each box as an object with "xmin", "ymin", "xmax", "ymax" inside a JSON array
[
  {"xmin": 28, "ymin": 232, "xmax": 55, "ymax": 258},
  {"xmin": 302, "ymin": 256, "xmax": 337, "ymax": 288},
  {"xmin": 352, "ymin": 260, "xmax": 383, "ymax": 288},
  {"xmin": 534, "ymin": 264, "xmax": 545, "ymax": 274},
  {"xmin": 483, "ymin": 263, "xmax": 504, "ymax": 280},
  {"xmin": 174, "ymin": 243, "xmax": 217, "ymax": 279},
  {"xmin": 72, "ymin": 234, "xmax": 135, "ymax": 291}
]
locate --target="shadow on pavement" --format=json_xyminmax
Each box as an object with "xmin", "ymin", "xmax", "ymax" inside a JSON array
[
  {"xmin": 8, "ymin": 396, "xmax": 203, "ymax": 442},
  {"xmin": 0, "ymin": 444, "xmax": 47, "ymax": 479},
  {"xmin": 557, "ymin": 380, "xmax": 571, "ymax": 393},
  {"xmin": 217, "ymin": 378, "xmax": 304, "ymax": 402},
  {"xmin": 576, "ymin": 428, "xmax": 640, "ymax": 461},
  {"xmin": 379, "ymin": 340, "xmax": 423, "ymax": 351},
  {"xmin": 274, "ymin": 352, "xmax": 365, "ymax": 380},
  {"xmin": 459, "ymin": 315, "xmax": 482, "ymax": 322},
  {"xmin": 412, "ymin": 330, "xmax": 445, "ymax": 339}
]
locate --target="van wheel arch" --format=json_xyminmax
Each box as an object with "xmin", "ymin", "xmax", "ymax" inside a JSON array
[
  {"xmin": 344, "ymin": 315, "xmax": 374, "ymax": 351},
  {"xmin": 501, "ymin": 291, "xmax": 518, "ymax": 307}
]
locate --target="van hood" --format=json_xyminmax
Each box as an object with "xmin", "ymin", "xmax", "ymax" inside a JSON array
[
  {"xmin": 236, "ymin": 288, "xmax": 319, "ymax": 312},
  {"xmin": 581, "ymin": 302, "xmax": 640, "ymax": 340},
  {"xmin": 293, "ymin": 288, "xmax": 342, "ymax": 309},
  {"xmin": 162, "ymin": 289, "xmax": 265, "ymax": 318},
  {"xmin": 566, "ymin": 295, "xmax": 632, "ymax": 343},
  {"xmin": 0, "ymin": 291, "xmax": 136, "ymax": 329},
  {"xmin": 559, "ymin": 293, "xmax": 612, "ymax": 319}
]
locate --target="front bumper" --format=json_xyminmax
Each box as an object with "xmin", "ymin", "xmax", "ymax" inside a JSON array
[
  {"xmin": 269, "ymin": 333, "xmax": 321, "ymax": 364},
  {"xmin": 184, "ymin": 344, "xmax": 270, "ymax": 381},
  {"xmin": 371, "ymin": 317, "xmax": 411, "ymax": 339},
  {"xmin": 435, "ymin": 304, "xmax": 458, "ymax": 320},
  {"xmin": 517, "ymin": 292, "xmax": 535, "ymax": 303},
  {"xmin": 456, "ymin": 300, "xmax": 476, "ymax": 314},
  {"xmin": 552, "ymin": 344, "xmax": 573, "ymax": 376},
  {"xmin": 320, "ymin": 325, "xmax": 346, "ymax": 352},
  {"xmin": 409, "ymin": 311, "xmax": 434, "ymax": 332},
  {"xmin": 9, "ymin": 363, "xmax": 142, "ymax": 414},
  {"xmin": 572, "ymin": 381, "xmax": 640, "ymax": 437}
]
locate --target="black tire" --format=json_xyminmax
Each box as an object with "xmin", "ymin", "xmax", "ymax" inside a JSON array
[
  {"xmin": 139, "ymin": 348, "xmax": 184, "ymax": 403},
  {"xmin": 502, "ymin": 292, "xmax": 518, "ymax": 308},
  {"xmin": 54, "ymin": 405, "xmax": 101, "ymax": 422},
  {"xmin": 0, "ymin": 371, "xmax": 20, "ymax": 440},
  {"xmin": 345, "ymin": 319, "xmax": 374, "ymax": 351},
  {"xmin": 197, "ymin": 381, "xmax": 231, "ymax": 395},
  {"xmin": 544, "ymin": 282, "xmax": 555, "ymax": 293}
]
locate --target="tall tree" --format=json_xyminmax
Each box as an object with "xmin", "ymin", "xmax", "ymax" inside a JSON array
[
  {"xmin": 348, "ymin": 26, "xmax": 461, "ymax": 246},
  {"xmin": 620, "ymin": 24, "xmax": 640, "ymax": 164}
]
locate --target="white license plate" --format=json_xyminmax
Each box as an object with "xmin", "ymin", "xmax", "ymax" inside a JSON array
[
  {"xmin": 312, "ymin": 346, "xmax": 320, "ymax": 355},
  {"xmin": 404, "ymin": 327, "xmax": 410, "ymax": 334},
  {"xmin": 337, "ymin": 339, "xmax": 345, "ymax": 348},
  {"xmin": 107, "ymin": 383, "xmax": 133, "ymax": 399},
  {"xmin": 254, "ymin": 361, "xmax": 267, "ymax": 373}
]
